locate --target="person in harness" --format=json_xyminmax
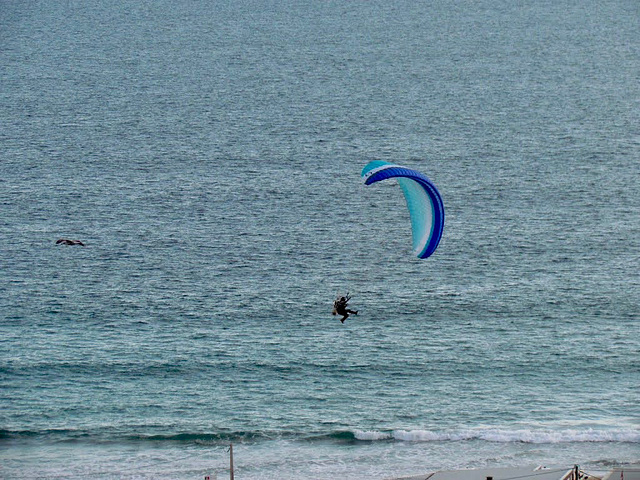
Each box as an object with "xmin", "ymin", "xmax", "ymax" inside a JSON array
[{"xmin": 333, "ymin": 293, "xmax": 358, "ymax": 323}]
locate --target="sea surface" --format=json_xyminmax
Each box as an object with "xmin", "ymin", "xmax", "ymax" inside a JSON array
[{"xmin": 1, "ymin": 1, "xmax": 639, "ymax": 479}]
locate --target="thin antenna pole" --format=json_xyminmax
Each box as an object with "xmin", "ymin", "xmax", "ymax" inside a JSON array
[{"xmin": 229, "ymin": 443, "xmax": 234, "ymax": 480}]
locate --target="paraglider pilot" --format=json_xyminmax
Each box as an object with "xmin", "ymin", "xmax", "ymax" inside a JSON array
[{"xmin": 333, "ymin": 293, "xmax": 358, "ymax": 323}]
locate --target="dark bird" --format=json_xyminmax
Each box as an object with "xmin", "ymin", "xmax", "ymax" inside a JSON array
[{"xmin": 56, "ymin": 239, "xmax": 85, "ymax": 246}]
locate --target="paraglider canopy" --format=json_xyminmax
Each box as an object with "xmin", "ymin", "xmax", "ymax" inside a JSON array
[{"xmin": 362, "ymin": 160, "xmax": 445, "ymax": 259}]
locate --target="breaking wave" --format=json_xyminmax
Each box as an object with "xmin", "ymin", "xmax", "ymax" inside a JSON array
[
  {"xmin": 353, "ymin": 428, "xmax": 640, "ymax": 443},
  {"xmin": 3, "ymin": 427, "xmax": 638, "ymax": 446}
]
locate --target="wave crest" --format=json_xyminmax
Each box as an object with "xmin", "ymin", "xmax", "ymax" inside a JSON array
[
  {"xmin": 353, "ymin": 428, "xmax": 640, "ymax": 443},
  {"xmin": 3, "ymin": 427, "xmax": 638, "ymax": 445}
]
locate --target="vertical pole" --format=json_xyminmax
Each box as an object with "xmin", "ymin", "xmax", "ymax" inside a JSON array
[{"xmin": 230, "ymin": 443, "xmax": 234, "ymax": 480}]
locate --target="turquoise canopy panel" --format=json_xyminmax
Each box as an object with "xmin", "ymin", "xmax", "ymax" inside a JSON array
[{"xmin": 362, "ymin": 160, "xmax": 445, "ymax": 259}]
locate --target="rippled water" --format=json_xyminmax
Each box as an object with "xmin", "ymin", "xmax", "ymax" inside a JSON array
[{"xmin": 1, "ymin": 1, "xmax": 638, "ymax": 479}]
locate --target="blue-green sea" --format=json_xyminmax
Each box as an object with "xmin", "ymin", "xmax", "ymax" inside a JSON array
[{"xmin": 1, "ymin": 1, "xmax": 638, "ymax": 479}]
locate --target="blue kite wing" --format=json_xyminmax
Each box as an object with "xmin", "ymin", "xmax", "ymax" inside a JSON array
[{"xmin": 361, "ymin": 160, "xmax": 445, "ymax": 259}]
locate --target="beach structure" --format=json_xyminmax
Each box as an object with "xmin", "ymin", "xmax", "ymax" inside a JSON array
[
  {"xmin": 601, "ymin": 468, "xmax": 640, "ymax": 480},
  {"xmin": 393, "ymin": 465, "xmax": 613, "ymax": 480}
]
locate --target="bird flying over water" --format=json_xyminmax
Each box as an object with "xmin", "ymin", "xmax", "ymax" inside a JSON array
[{"xmin": 56, "ymin": 239, "xmax": 85, "ymax": 246}]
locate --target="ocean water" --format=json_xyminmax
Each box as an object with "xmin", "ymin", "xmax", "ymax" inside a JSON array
[{"xmin": 1, "ymin": 1, "xmax": 639, "ymax": 479}]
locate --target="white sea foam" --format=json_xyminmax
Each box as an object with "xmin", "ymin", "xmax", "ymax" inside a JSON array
[
  {"xmin": 354, "ymin": 430, "xmax": 392, "ymax": 441},
  {"xmin": 355, "ymin": 428, "xmax": 640, "ymax": 443}
]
